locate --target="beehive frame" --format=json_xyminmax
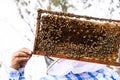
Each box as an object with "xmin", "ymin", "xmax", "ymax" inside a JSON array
[{"xmin": 33, "ymin": 9, "xmax": 120, "ymax": 66}]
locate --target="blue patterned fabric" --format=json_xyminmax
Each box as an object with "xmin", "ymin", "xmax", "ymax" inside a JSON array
[
  {"xmin": 40, "ymin": 69, "xmax": 120, "ymax": 80},
  {"xmin": 9, "ymin": 68, "xmax": 120, "ymax": 80},
  {"xmin": 9, "ymin": 68, "xmax": 25, "ymax": 80}
]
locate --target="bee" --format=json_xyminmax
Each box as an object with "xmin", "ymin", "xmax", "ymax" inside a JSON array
[{"xmin": 35, "ymin": 10, "xmax": 120, "ymax": 65}]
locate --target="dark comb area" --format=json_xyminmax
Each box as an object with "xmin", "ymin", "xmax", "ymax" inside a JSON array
[{"xmin": 34, "ymin": 9, "xmax": 120, "ymax": 66}]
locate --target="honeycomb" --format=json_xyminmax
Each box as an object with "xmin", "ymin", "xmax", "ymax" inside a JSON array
[{"xmin": 33, "ymin": 9, "xmax": 120, "ymax": 66}]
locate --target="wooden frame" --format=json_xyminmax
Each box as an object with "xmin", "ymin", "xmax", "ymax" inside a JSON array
[{"xmin": 33, "ymin": 9, "xmax": 120, "ymax": 66}]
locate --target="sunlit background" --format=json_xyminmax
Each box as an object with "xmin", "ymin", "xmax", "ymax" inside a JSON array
[{"xmin": 0, "ymin": 0, "xmax": 120, "ymax": 79}]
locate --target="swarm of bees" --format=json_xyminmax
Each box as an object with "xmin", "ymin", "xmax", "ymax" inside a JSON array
[{"xmin": 34, "ymin": 9, "xmax": 120, "ymax": 66}]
